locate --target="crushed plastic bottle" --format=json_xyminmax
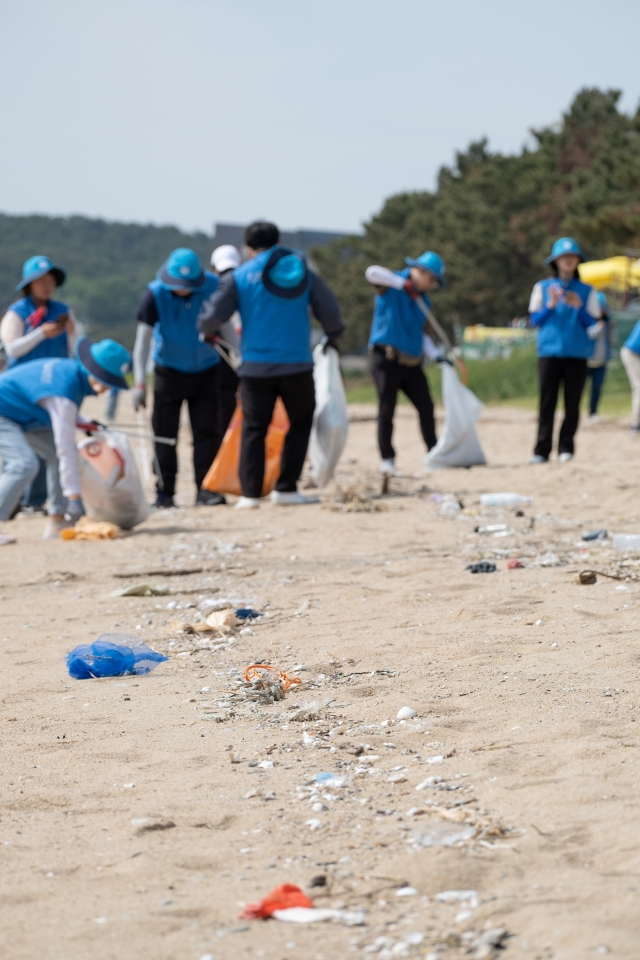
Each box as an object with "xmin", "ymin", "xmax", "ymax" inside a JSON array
[
  {"xmin": 613, "ymin": 534, "xmax": 640, "ymax": 551},
  {"xmin": 66, "ymin": 635, "xmax": 168, "ymax": 679},
  {"xmin": 582, "ymin": 529, "xmax": 608, "ymax": 542},
  {"xmin": 474, "ymin": 524, "xmax": 513, "ymax": 535},
  {"xmin": 480, "ymin": 493, "xmax": 532, "ymax": 507}
]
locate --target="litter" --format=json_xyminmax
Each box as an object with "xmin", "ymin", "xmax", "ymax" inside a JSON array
[
  {"xmin": 439, "ymin": 499, "xmax": 462, "ymax": 517},
  {"xmin": 396, "ymin": 706, "xmax": 417, "ymax": 720},
  {"xmin": 240, "ymin": 883, "xmax": 312, "ymax": 919},
  {"xmin": 245, "ymin": 664, "xmax": 301, "ymax": 692},
  {"xmin": 77, "ymin": 429, "xmax": 149, "ymax": 529},
  {"xmin": 466, "ymin": 562, "xmax": 496, "ymax": 574},
  {"xmin": 577, "ymin": 569, "xmax": 624, "ymax": 584},
  {"xmin": 110, "ymin": 582, "xmax": 169, "ymax": 597},
  {"xmin": 395, "ymin": 886, "xmax": 418, "ymax": 896},
  {"xmin": 534, "ymin": 552, "xmax": 561, "ymax": 567},
  {"xmin": 272, "ymin": 907, "xmax": 366, "ymax": 926},
  {"xmin": 315, "ymin": 772, "xmax": 346, "ymax": 787},
  {"xmin": 426, "ymin": 363, "xmax": 486, "ymax": 469},
  {"xmin": 206, "ymin": 609, "xmax": 238, "ymax": 630},
  {"xmin": 60, "ymin": 517, "xmax": 121, "ymax": 540},
  {"xmin": 309, "ymin": 341, "xmax": 348, "ymax": 487},
  {"xmin": 306, "ymin": 818, "xmax": 323, "ymax": 830},
  {"xmin": 613, "ymin": 534, "xmax": 640, "ymax": 551},
  {"xmin": 202, "ymin": 400, "xmax": 288, "ymax": 497},
  {"xmin": 474, "ymin": 524, "xmax": 510, "ymax": 534},
  {"xmin": 506, "ymin": 558, "xmax": 523, "ymax": 569},
  {"xmin": 409, "ymin": 823, "xmax": 476, "ymax": 848},
  {"xmin": 582, "ymin": 529, "xmax": 608, "ymax": 541},
  {"xmin": 235, "ymin": 608, "xmax": 262, "ymax": 620},
  {"xmin": 435, "ymin": 890, "xmax": 479, "ymax": 908},
  {"xmin": 66, "ymin": 636, "xmax": 168, "ymax": 679},
  {"xmin": 480, "ymin": 493, "xmax": 531, "ymax": 507},
  {"xmin": 470, "ymin": 928, "xmax": 510, "ymax": 959}
]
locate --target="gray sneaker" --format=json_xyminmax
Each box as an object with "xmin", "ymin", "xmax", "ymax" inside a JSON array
[
  {"xmin": 528, "ymin": 455, "xmax": 547, "ymax": 464},
  {"xmin": 558, "ymin": 452, "xmax": 573, "ymax": 462}
]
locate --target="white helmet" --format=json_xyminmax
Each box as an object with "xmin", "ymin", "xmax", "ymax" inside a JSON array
[{"xmin": 211, "ymin": 244, "xmax": 241, "ymax": 273}]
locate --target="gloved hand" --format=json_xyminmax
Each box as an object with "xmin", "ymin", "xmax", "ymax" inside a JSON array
[
  {"xmin": 132, "ymin": 383, "xmax": 147, "ymax": 411},
  {"xmin": 322, "ymin": 338, "xmax": 341, "ymax": 355},
  {"xmin": 65, "ymin": 498, "xmax": 86, "ymax": 523},
  {"xmin": 83, "ymin": 419, "xmax": 104, "ymax": 436},
  {"xmin": 436, "ymin": 355, "xmax": 453, "ymax": 366},
  {"xmin": 403, "ymin": 278, "xmax": 418, "ymax": 299}
]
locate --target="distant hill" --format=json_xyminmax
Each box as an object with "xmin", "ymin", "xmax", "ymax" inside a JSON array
[{"xmin": 0, "ymin": 215, "xmax": 214, "ymax": 349}]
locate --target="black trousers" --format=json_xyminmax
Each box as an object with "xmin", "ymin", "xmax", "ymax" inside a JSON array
[
  {"xmin": 240, "ymin": 371, "xmax": 315, "ymax": 499},
  {"xmin": 370, "ymin": 348, "xmax": 437, "ymax": 460},
  {"xmin": 218, "ymin": 359, "xmax": 240, "ymax": 438},
  {"xmin": 534, "ymin": 356, "xmax": 588, "ymax": 459},
  {"xmin": 152, "ymin": 364, "xmax": 220, "ymax": 496}
]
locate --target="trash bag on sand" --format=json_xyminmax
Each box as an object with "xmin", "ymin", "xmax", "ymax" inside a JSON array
[
  {"xmin": 309, "ymin": 344, "xmax": 348, "ymax": 487},
  {"xmin": 66, "ymin": 636, "xmax": 168, "ymax": 679},
  {"xmin": 77, "ymin": 430, "xmax": 149, "ymax": 529},
  {"xmin": 426, "ymin": 363, "xmax": 486, "ymax": 469},
  {"xmin": 202, "ymin": 400, "xmax": 289, "ymax": 497}
]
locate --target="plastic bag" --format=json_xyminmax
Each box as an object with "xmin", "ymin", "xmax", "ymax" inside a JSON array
[
  {"xmin": 426, "ymin": 363, "xmax": 486, "ymax": 469},
  {"xmin": 308, "ymin": 344, "xmax": 348, "ymax": 487},
  {"xmin": 78, "ymin": 430, "xmax": 149, "ymax": 529},
  {"xmin": 66, "ymin": 635, "xmax": 168, "ymax": 679},
  {"xmin": 202, "ymin": 400, "xmax": 289, "ymax": 497}
]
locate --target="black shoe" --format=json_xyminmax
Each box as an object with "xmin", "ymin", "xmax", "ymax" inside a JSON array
[
  {"xmin": 195, "ymin": 490, "xmax": 227, "ymax": 506},
  {"xmin": 154, "ymin": 493, "xmax": 175, "ymax": 509}
]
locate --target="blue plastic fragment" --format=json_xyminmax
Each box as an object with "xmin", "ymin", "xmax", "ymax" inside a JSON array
[
  {"xmin": 235, "ymin": 608, "xmax": 262, "ymax": 620},
  {"xmin": 66, "ymin": 634, "xmax": 168, "ymax": 680}
]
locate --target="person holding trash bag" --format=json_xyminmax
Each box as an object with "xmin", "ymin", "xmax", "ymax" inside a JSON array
[
  {"xmin": 131, "ymin": 248, "xmax": 226, "ymax": 509},
  {"xmin": 585, "ymin": 291, "xmax": 613, "ymax": 422},
  {"xmin": 621, "ymin": 315, "xmax": 640, "ymax": 432},
  {"xmin": 0, "ymin": 338, "xmax": 130, "ymax": 544},
  {"xmin": 1, "ymin": 255, "xmax": 78, "ymax": 515},
  {"xmin": 210, "ymin": 244, "xmax": 242, "ymax": 441},
  {"xmin": 365, "ymin": 251, "xmax": 446, "ymax": 475},
  {"xmin": 529, "ymin": 237, "xmax": 602, "ymax": 463},
  {"xmin": 198, "ymin": 221, "xmax": 344, "ymax": 509}
]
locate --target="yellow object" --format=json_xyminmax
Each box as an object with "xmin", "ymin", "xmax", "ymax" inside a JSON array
[
  {"xmin": 578, "ymin": 256, "xmax": 640, "ymax": 291},
  {"xmin": 463, "ymin": 325, "xmax": 531, "ymax": 342},
  {"xmin": 60, "ymin": 517, "xmax": 122, "ymax": 540}
]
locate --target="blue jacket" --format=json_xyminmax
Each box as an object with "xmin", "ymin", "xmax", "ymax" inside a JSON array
[
  {"xmin": 530, "ymin": 278, "xmax": 598, "ymax": 359},
  {"xmin": 7, "ymin": 296, "xmax": 70, "ymax": 367},
  {"xmin": 368, "ymin": 269, "xmax": 429, "ymax": 358},
  {"xmin": 625, "ymin": 319, "xmax": 640, "ymax": 356},
  {"xmin": 149, "ymin": 275, "xmax": 220, "ymax": 373},
  {"xmin": 0, "ymin": 357, "xmax": 95, "ymax": 431}
]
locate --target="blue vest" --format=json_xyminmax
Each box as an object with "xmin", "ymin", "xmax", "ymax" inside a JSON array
[
  {"xmin": 233, "ymin": 247, "xmax": 313, "ymax": 366},
  {"xmin": 149, "ymin": 274, "xmax": 220, "ymax": 373},
  {"xmin": 368, "ymin": 269, "xmax": 429, "ymax": 358},
  {"xmin": 0, "ymin": 358, "xmax": 95, "ymax": 432},
  {"xmin": 625, "ymin": 319, "xmax": 640, "ymax": 355},
  {"xmin": 7, "ymin": 296, "xmax": 70, "ymax": 367},
  {"xmin": 534, "ymin": 278, "xmax": 596, "ymax": 359}
]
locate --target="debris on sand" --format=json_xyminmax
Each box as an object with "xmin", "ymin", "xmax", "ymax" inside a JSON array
[{"xmin": 325, "ymin": 485, "xmax": 384, "ymax": 513}]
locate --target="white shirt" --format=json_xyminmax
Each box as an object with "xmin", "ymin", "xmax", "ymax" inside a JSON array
[
  {"xmin": 0, "ymin": 309, "xmax": 77, "ymax": 359},
  {"xmin": 529, "ymin": 282, "xmax": 601, "ymax": 319},
  {"xmin": 38, "ymin": 396, "xmax": 81, "ymax": 497}
]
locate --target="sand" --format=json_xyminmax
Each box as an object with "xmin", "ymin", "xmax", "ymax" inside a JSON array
[{"xmin": 2, "ymin": 398, "xmax": 640, "ymax": 960}]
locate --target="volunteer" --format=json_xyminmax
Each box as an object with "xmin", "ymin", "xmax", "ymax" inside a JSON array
[
  {"xmin": 198, "ymin": 221, "xmax": 344, "ymax": 508},
  {"xmin": 585, "ymin": 291, "xmax": 613, "ymax": 422},
  {"xmin": 365, "ymin": 251, "xmax": 446, "ymax": 474},
  {"xmin": 210, "ymin": 244, "xmax": 242, "ymax": 441},
  {"xmin": 1, "ymin": 255, "xmax": 78, "ymax": 515},
  {"xmin": 131, "ymin": 248, "xmax": 225, "ymax": 508},
  {"xmin": 529, "ymin": 238, "xmax": 602, "ymax": 463},
  {"xmin": 621, "ymin": 315, "xmax": 640, "ymax": 432},
  {"xmin": 0, "ymin": 338, "xmax": 130, "ymax": 545}
]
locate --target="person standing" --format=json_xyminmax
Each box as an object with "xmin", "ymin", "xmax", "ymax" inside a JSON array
[
  {"xmin": 198, "ymin": 221, "xmax": 344, "ymax": 508},
  {"xmin": 585, "ymin": 291, "xmax": 613, "ymax": 422},
  {"xmin": 529, "ymin": 238, "xmax": 602, "ymax": 463},
  {"xmin": 621, "ymin": 316, "xmax": 640, "ymax": 432},
  {"xmin": 0, "ymin": 255, "xmax": 77, "ymax": 516},
  {"xmin": 131, "ymin": 248, "xmax": 225, "ymax": 508},
  {"xmin": 365, "ymin": 251, "xmax": 446, "ymax": 474},
  {"xmin": 210, "ymin": 244, "xmax": 242, "ymax": 441}
]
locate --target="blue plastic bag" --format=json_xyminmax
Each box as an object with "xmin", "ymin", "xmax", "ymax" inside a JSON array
[
  {"xmin": 66, "ymin": 634, "xmax": 168, "ymax": 680},
  {"xmin": 235, "ymin": 608, "xmax": 262, "ymax": 620}
]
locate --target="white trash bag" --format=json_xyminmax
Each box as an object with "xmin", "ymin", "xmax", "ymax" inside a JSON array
[
  {"xmin": 426, "ymin": 362, "xmax": 486, "ymax": 469},
  {"xmin": 309, "ymin": 343, "xmax": 348, "ymax": 487},
  {"xmin": 77, "ymin": 429, "xmax": 149, "ymax": 529}
]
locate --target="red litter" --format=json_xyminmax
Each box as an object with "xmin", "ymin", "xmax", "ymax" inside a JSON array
[
  {"xmin": 507, "ymin": 558, "xmax": 523, "ymax": 569},
  {"xmin": 240, "ymin": 884, "xmax": 313, "ymax": 919}
]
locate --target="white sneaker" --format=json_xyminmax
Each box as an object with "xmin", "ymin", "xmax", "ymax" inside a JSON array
[
  {"xmin": 43, "ymin": 517, "xmax": 69, "ymax": 539},
  {"xmin": 588, "ymin": 414, "xmax": 600, "ymax": 423},
  {"xmin": 270, "ymin": 490, "xmax": 319, "ymax": 505},
  {"xmin": 558, "ymin": 452, "xmax": 573, "ymax": 462},
  {"xmin": 380, "ymin": 459, "xmax": 396, "ymax": 475},
  {"xmin": 528, "ymin": 455, "xmax": 547, "ymax": 464},
  {"xmin": 235, "ymin": 497, "xmax": 260, "ymax": 510}
]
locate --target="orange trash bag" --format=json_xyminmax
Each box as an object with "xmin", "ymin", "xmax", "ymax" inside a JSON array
[
  {"xmin": 201, "ymin": 399, "xmax": 289, "ymax": 497},
  {"xmin": 240, "ymin": 884, "xmax": 313, "ymax": 919}
]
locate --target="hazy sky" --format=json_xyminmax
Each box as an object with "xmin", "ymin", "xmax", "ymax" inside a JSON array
[{"xmin": 2, "ymin": 0, "xmax": 640, "ymax": 236}]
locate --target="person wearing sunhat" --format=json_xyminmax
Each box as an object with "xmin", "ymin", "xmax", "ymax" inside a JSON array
[
  {"xmin": 0, "ymin": 338, "xmax": 130, "ymax": 544},
  {"xmin": 365, "ymin": 250, "xmax": 446, "ymax": 475},
  {"xmin": 131, "ymin": 248, "xmax": 224, "ymax": 508},
  {"xmin": 1, "ymin": 255, "xmax": 78, "ymax": 514},
  {"xmin": 528, "ymin": 237, "xmax": 602, "ymax": 463}
]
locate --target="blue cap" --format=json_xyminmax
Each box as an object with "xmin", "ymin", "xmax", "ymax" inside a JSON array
[
  {"xmin": 262, "ymin": 247, "xmax": 310, "ymax": 300},
  {"xmin": 16, "ymin": 255, "xmax": 66, "ymax": 292},
  {"xmin": 157, "ymin": 248, "xmax": 206, "ymax": 291},
  {"xmin": 545, "ymin": 237, "xmax": 586, "ymax": 265},
  {"xmin": 269, "ymin": 253, "xmax": 306, "ymax": 288},
  {"xmin": 404, "ymin": 251, "xmax": 446, "ymax": 288},
  {"xmin": 76, "ymin": 337, "xmax": 131, "ymax": 390}
]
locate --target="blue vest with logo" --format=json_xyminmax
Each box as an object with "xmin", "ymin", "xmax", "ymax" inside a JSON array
[
  {"xmin": 149, "ymin": 274, "xmax": 220, "ymax": 373},
  {"xmin": 233, "ymin": 247, "xmax": 314, "ymax": 366},
  {"xmin": 368, "ymin": 269, "xmax": 429, "ymax": 358},
  {"xmin": 533, "ymin": 278, "xmax": 596, "ymax": 359},
  {"xmin": 7, "ymin": 296, "xmax": 70, "ymax": 367},
  {"xmin": 0, "ymin": 358, "xmax": 95, "ymax": 432}
]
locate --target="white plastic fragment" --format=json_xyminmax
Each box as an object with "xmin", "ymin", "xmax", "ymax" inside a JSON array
[{"xmin": 396, "ymin": 706, "xmax": 417, "ymax": 720}]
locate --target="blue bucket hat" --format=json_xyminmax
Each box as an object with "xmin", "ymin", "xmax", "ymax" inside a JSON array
[
  {"xmin": 404, "ymin": 251, "xmax": 447, "ymax": 288},
  {"xmin": 157, "ymin": 248, "xmax": 206, "ymax": 291},
  {"xmin": 16, "ymin": 255, "xmax": 66, "ymax": 292},
  {"xmin": 76, "ymin": 337, "xmax": 131, "ymax": 391},
  {"xmin": 263, "ymin": 248, "xmax": 310, "ymax": 300},
  {"xmin": 545, "ymin": 237, "xmax": 586, "ymax": 265}
]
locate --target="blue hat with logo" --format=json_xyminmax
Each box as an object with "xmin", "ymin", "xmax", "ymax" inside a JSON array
[
  {"xmin": 404, "ymin": 251, "xmax": 447, "ymax": 288},
  {"xmin": 16, "ymin": 255, "xmax": 66, "ymax": 292},
  {"xmin": 545, "ymin": 237, "xmax": 586, "ymax": 265},
  {"xmin": 263, "ymin": 248, "xmax": 310, "ymax": 300},
  {"xmin": 157, "ymin": 248, "xmax": 206, "ymax": 291},
  {"xmin": 76, "ymin": 337, "xmax": 131, "ymax": 391}
]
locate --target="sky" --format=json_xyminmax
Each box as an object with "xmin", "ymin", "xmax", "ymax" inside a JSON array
[{"xmin": 2, "ymin": 0, "xmax": 640, "ymax": 237}]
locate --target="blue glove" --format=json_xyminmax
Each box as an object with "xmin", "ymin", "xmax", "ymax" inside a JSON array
[{"xmin": 65, "ymin": 499, "xmax": 86, "ymax": 523}]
